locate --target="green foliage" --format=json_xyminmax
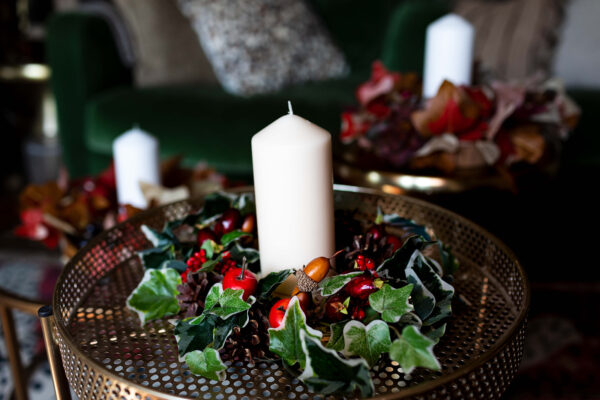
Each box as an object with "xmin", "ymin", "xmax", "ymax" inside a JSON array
[
  {"xmin": 318, "ymin": 271, "xmax": 362, "ymax": 296},
  {"xmin": 256, "ymin": 269, "xmax": 293, "ymax": 300},
  {"xmin": 126, "ymin": 268, "xmax": 181, "ymax": 325},
  {"xmin": 342, "ymin": 320, "xmax": 391, "ymax": 367},
  {"xmin": 389, "ymin": 325, "xmax": 441, "ymax": 374},
  {"xmin": 185, "ymin": 348, "xmax": 227, "ymax": 381},
  {"xmin": 368, "ymin": 283, "xmax": 414, "ymax": 323}
]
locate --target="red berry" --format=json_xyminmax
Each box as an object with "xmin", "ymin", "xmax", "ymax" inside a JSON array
[
  {"xmin": 345, "ymin": 276, "xmax": 379, "ymax": 300},
  {"xmin": 325, "ymin": 295, "xmax": 348, "ymax": 322},
  {"xmin": 222, "ymin": 266, "xmax": 257, "ymax": 301},
  {"xmin": 387, "ymin": 235, "xmax": 403, "ymax": 251},
  {"xmin": 367, "ymin": 224, "xmax": 385, "ymax": 241},
  {"xmin": 365, "ymin": 258, "xmax": 375, "ymax": 270},
  {"xmin": 350, "ymin": 304, "xmax": 366, "ymax": 321},
  {"xmin": 215, "ymin": 208, "xmax": 241, "ymax": 237},
  {"xmin": 197, "ymin": 228, "xmax": 217, "ymax": 247},
  {"xmin": 269, "ymin": 298, "xmax": 291, "ymax": 328}
]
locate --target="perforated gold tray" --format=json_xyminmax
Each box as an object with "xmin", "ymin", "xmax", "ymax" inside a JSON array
[{"xmin": 52, "ymin": 185, "xmax": 529, "ymax": 400}]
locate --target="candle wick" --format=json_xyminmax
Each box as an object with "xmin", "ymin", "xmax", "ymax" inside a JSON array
[{"xmin": 287, "ymin": 101, "xmax": 293, "ymax": 115}]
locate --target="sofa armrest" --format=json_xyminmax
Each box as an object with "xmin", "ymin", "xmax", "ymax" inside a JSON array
[
  {"xmin": 380, "ymin": 0, "xmax": 449, "ymax": 74},
  {"xmin": 47, "ymin": 12, "xmax": 132, "ymax": 177}
]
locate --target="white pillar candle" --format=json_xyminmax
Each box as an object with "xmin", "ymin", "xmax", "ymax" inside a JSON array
[
  {"xmin": 252, "ymin": 103, "xmax": 335, "ymax": 276},
  {"xmin": 113, "ymin": 126, "xmax": 160, "ymax": 209},
  {"xmin": 423, "ymin": 13, "xmax": 475, "ymax": 98}
]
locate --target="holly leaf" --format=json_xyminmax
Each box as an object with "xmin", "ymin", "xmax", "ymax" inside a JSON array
[
  {"xmin": 405, "ymin": 251, "xmax": 454, "ymax": 325},
  {"xmin": 299, "ymin": 331, "xmax": 374, "ymax": 397},
  {"xmin": 185, "ymin": 348, "xmax": 227, "ymax": 381},
  {"xmin": 203, "ymin": 283, "xmax": 252, "ymax": 319},
  {"xmin": 318, "ymin": 271, "xmax": 362, "ymax": 296},
  {"xmin": 326, "ymin": 322, "xmax": 346, "ymax": 351},
  {"xmin": 137, "ymin": 244, "xmax": 175, "ymax": 270},
  {"xmin": 389, "ymin": 325, "xmax": 441, "ymax": 374},
  {"xmin": 439, "ymin": 242, "xmax": 460, "ymax": 276},
  {"xmin": 220, "ymin": 230, "xmax": 250, "ymax": 247},
  {"xmin": 141, "ymin": 224, "xmax": 178, "ymax": 247},
  {"xmin": 229, "ymin": 242, "xmax": 260, "ymax": 264},
  {"xmin": 126, "ymin": 268, "xmax": 180, "ymax": 325},
  {"xmin": 342, "ymin": 320, "xmax": 391, "ymax": 367},
  {"xmin": 162, "ymin": 260, "xmax": 187, "ymax": 273},
  {"xmin": 268, "ymin": 297, "xmax": 322, "ymax": 368},
  {"xmin": 368, "ymin": 283, "xmax": 414, "ymax": 323},
  {"xmin": 256, "ymin": 269, "xmax": 293, "ymax": 300},
  {"xmin": 382, "ymin": 214, "xmax": 432, "ymax": 241},
  {"xmin": 174, "ymin": 314, "xmax": 218, "ymax": 356},
  {"xmin": 377, "ymin": 236, "xmax": 433, "ymax": 281}
]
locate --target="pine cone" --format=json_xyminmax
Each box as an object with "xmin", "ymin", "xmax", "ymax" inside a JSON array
[
  {"xmin": 176, "ymin": 270, "xmax": 222, "ymax": 318},
  {"xmin": 222, "ymin": 306, "xmax": 272, "ymax": 363}
]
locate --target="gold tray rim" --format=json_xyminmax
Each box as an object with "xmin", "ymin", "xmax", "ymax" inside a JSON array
[{"xmin": 53, "ymin": 184, "xmax": 530, "ymax": 399}]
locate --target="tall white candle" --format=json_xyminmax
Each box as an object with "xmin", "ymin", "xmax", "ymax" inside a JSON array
[
  {"xmin": 113, "ymin": 126, "xmax": 160, "ymax": 209},
  {"xmin": 252, "ymin": 103, "xmax": 335, "ymax": 276},
  {"xmin": 423, "ymin": 13, "xmax": 475, "ymax": 98}
]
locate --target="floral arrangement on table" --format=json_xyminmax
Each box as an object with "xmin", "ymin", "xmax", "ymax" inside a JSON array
[
  {"xmin": 126, "ymin": 192, "xmax": 459, "ymax": 397},
  {"xmin": 338, "ymin": 61, "xmax": 580, "ymax": 175},
  {"xmin": 14, "ymin": 159, "xmax": 228, "ymax": 256}
]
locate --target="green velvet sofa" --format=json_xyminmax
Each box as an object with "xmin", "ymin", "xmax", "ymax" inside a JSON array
[
  {"xmin": 47, "ymin": 0, "xmax": 599, "ymax": 181},
  {"xmin": 47, "ymin": 0, "xmax": 448, "ymax": 179}
]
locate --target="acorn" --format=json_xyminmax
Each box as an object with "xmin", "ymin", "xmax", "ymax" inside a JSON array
[{"xmin": 296, "ymin": 256, "xmax": 330, "ymax": 292}]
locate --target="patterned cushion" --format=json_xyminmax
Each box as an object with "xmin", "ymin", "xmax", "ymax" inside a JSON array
[
  {"xmin": 455, "ymin": 0, "xmax": 566, "ymax": 81},
  {"xmin": 177, "ymin": 0, "xmax": 349, "ymax": 96}
]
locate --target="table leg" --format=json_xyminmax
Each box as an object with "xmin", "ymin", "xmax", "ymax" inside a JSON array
[
  {"xmin": 0, "ymin": 304, "xmax": 28, "ymax": 400},
  {"xmin": 39, "ymin": 305, "xmax": 71, "ymax": 400}
]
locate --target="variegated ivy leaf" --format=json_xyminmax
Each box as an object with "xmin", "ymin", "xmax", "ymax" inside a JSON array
[
  {"xmin": 382, "ymin": 213, "xmax": 432, "ymax": 241},
  {"xmin": 268, "ymin": 297, "xmax": 322, "ymax": 368},
  {"xmin": 126, "ymin": 268, "xmax": 181, "ymax": 325},
  {"xmin": 141, "ymin": 224, "xmax": 177, "ymax": 247},
  {"xmin": 342, "ymin": 320, "xmax": 391, "ymax": 367},
  {"xmin": 185, "ymin": 348, "xmax": 227, "ymax": 381},
  {"xmin": 389, "ymin": 325, "xmax": 441, "ymax": 374},
  {"xmin": 368, "ymin": 283, "xmax": 414, "ymax": 323},
  {"xmin": 203, "ymin": 283, "xmax": 253, "ymax": 319},
  {"xmin": 299, "ymin": 330, "xmax": 374, "ymax": 397},
  {"xmin": 326, "ymin": 322, "xmax": 346, "ymax": 351},
  {"xmin": 256, "ymin": 269, "xmax": 293, "ymax": 300},
  {"xmin": 137, "ymin": 244, "xmax": 175, "ymax": 270},
  {"xmin": 318, "ymin": 271, "xmax": 362, "ymax": 296}
]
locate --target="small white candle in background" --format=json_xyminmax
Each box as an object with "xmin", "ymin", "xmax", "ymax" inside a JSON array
[
  {"xmin": 252, "ymin": 102, "xmax": 335, "ymax": 276},
  {"xmin": 113, "ymin": 125, "xmax": 160, "ymax": 209},
  {"xmin": 423, "ymin": 13, "xmax": 475, "ymax": 98}
]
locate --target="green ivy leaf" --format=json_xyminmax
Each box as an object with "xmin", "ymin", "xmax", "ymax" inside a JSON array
[
  {"xmin": 326, "ymin": 322, "xmax": 345, "ymax": 351},
  {"xmin": 174, "ymin": 314, "xmax": 219, "ymax": 356},
  {"xmin": 185, "ymin": 348, "xmax": 227, "ymax": 381},
  {"xmin": 424, "ymin": 323, "xmax": 446, "ymax": 343},
  {"xmin": 197, "ymin": 192, "xmax": 233, "ymax": 225},
  {"xmin": 201, "ymin": 239, "xmax": 222, "ymax": 259},
  {"xmin": 137, "ymin": 244, "xmax": 175, "ymax": 270},
  {"xmin": 232, "ymin": 193, "xmax": 255, "ymax": 215},
  {"xmin": 212, "ymin": 310, "xmax": 250, "ymax": 350},
  {"xmin": 268, "ymin": 297, "xmax": 322, "ymax": 368},
  {"xmin": 256, "ymin": 269, "xmax": 293, "ymax": 300},
  {"xmin": 342, "ymin": 320, "xmax": 391, "ymax": 367},
  {"xmin": 318, "ymin": 271, "xmax": 362, "ymax": 296},
  {"xmin": 220, "ymin": 230, "xmax": 251, "ymax": 247},
  {"xmin": 198, "ymin": 259, "xmax": 220, "ymax": 273},
  {"xmin": 376, "ymin": 236, "xmax": 434, "ymax": 282},
  {"xmin": 299, "ymin": 331, "xmax": 374, "ymax": 397},
  {"xmin": 126, "ymin": 268, "xmax": 181, "ymax": 325},
  {"xmin": 368, "ymin": 283, "xmax": 414, "ymax": 323},
  {"xmin": 389, "ymin": 325, "xmax": 441, "ymax": 374},
  {"xmin": 203, "ymin": 283, "xmax": 253, "ymax": 319},
  {"xmin": 382, "ymin": 214, "xmax": 432, "ymax": 241}
]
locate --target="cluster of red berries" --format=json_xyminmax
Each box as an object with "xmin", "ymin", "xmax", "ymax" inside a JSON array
[
  {"xmin": 181, "ymin": 249, "xmax": 238, "ymax": 283},
  {"xmin": 355, "ymin": 254, "xmax": 375, "ymax": 271},
  {"xmin": 215, "ymin": 251, "xmax": 237, "ymax": 275}
]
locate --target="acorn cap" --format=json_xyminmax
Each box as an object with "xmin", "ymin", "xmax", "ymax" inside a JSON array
[{"xmin": 296, "ymin": 269, "xmax": 319, "ymax": 292}]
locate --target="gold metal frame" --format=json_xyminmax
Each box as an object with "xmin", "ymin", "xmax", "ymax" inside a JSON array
[{"xmin": 48, "ymin": 185, "xmax": 530, "ymax": 399}]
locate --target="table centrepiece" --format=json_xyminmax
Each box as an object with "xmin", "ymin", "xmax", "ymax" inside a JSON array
[{"xmin": 50, "ymin": 185, "xmax": 529, "ymax": 400}]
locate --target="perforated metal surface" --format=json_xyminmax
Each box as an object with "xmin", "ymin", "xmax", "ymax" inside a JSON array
[{"xmin": 53, "ymin": 185, "xmax": 529, "ymax": 400}]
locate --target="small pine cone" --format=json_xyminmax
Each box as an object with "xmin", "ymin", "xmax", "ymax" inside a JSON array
[
  {"xmin": 222, "ymin": 307, "xmax": 271, "ymax": 363},
  {"xmin": 176, "ymin": 271, "xmax": 222, "ymax": 318}
]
